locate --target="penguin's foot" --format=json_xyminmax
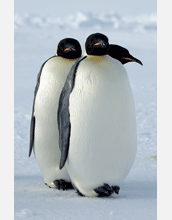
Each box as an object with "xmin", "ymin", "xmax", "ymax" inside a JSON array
[
  {"xmin": 53, "ymin": 179, "xmax": 74, "ymax": 190},
  {"xmin": 113, "ymin": 186, "xmax": 120, "ymax": 194},
  {"xmin": 94, "ymin": 184, "xmax": 120, "ymax": 197}
]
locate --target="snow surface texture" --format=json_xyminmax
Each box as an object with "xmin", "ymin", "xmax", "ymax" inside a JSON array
[{"xmin": 14, "ymin": 11, "xmax": 157, "ymax": 220}]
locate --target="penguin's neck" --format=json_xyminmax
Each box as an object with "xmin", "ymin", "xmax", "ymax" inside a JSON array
[{"xmin": 84, "ymin": 51, "xmax": 107, "ymax": 62}]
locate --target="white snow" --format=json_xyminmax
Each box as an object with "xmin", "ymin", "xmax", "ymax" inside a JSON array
[{"xmin": 14, "ymin": 9, "xmax": 157, "ymax": 220}]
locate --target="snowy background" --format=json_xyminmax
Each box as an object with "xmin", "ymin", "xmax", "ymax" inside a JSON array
[{"xmin": 13, "ymin": 0, "xmax": 157, "ymax": 219}]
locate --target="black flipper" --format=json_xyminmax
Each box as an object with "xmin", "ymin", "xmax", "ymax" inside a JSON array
[
  {"xmin": 58, "ymin": 56, "xmax": 87, "ymax": 169},
  {"xmin": 29, "ymin": 116, "xmax": 35, "ymax": 157},
  {"xmin": 29, "ymin": 56, "xmax": 56, "ymax": 157}
]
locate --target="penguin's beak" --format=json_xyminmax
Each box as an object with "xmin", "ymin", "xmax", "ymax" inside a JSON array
[
  {"xmin": 94, "ymin": 42, "xmax": 101, "ymax": 46},
  {"xmin": 64, "ymin": 48, "xmax": 71, "ymax": 52},
  {"xmin": 94, "ymin": 41, "xmax": 106, "ymax": 47},
  {"xmin": 121, "ymin": 56, "xmax": 143, "ymax": 65},
  {"xmin": 64, "ymin": 47, "xmax": 76, "ymax": 52}
]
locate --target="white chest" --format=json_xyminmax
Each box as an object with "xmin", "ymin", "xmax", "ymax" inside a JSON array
[{"xmin": 67, "ymin": 55, "xmax": 137, "ymax": 190}]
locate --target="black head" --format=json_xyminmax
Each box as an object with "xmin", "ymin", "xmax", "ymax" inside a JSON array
[
  {"xmin": 108, "ymin": 44, "xmax": 143, "ymax": 65},
  {"xmin": 85, "ymin": 33, "xmax": 109, "ymax": 56},
  {"xmin": 57, "ymin": 38, "xmax": 82, "ymax": 59}
]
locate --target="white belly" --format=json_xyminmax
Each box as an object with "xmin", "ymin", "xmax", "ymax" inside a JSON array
[
  {"xmin": 34, "ymin": 56, "xmax": 77, "ymax": 187},
  {"xmin": 67, "ymin": 55, "xmax": 137, "ymax": 196}
]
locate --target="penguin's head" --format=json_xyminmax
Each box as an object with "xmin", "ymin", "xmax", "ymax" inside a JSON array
[
  {"xmin": 108, "ymin": 44, "xmax": 143, "ymax": 65},
  {"xmin": 85, "ymin": 33, "xmax": 109, "ymax": 56},
  {"xmin": 57, "ymin": 38, "xmax": 82, "ymax": 59}
]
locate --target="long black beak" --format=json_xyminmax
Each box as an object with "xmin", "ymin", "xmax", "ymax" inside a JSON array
[
  {"xmin": 108, "ymin": 44, "xmax": 143, "ymax": 66},
  {"xmin": 121, "ymin": 55, "xmax": 143, "ymax": 66}
]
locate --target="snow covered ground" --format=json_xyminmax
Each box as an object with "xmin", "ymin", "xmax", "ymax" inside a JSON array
[{"xmin": 14, "ymin": 10, "xmax": 157, "ymax": 220}]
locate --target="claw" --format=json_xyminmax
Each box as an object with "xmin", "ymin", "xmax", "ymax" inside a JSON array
[
  {"xmin": 113, "ymin": 186, "xmax": 120, "ymax": 194},
  {"xmin": 94, "ymin": 183, "xmax": 120, "ymax": 197},
  {"xmin": 45, "ymin": 183, "xmax": 51, "ymax": 188},
  {"xmin": 53, "ymin": 179, "xmax": 74, "ymax": 190}
]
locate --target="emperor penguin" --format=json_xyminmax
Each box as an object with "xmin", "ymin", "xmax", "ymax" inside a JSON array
[
  {"xmin": 58, "ymin": 33, "xmax": 142, "ymax": 197},
  {"xmin": 29, "ymin": 38, "xmax": 82, "ymax": 190}
]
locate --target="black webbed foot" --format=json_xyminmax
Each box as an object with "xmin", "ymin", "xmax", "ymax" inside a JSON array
[
  {"xmin": 53, "ymin": 179, "xmax": 74, "ymax": 190},
  {"xmin": 94, "ymin": 183, "xmax": 120, "ymax": 197}
]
